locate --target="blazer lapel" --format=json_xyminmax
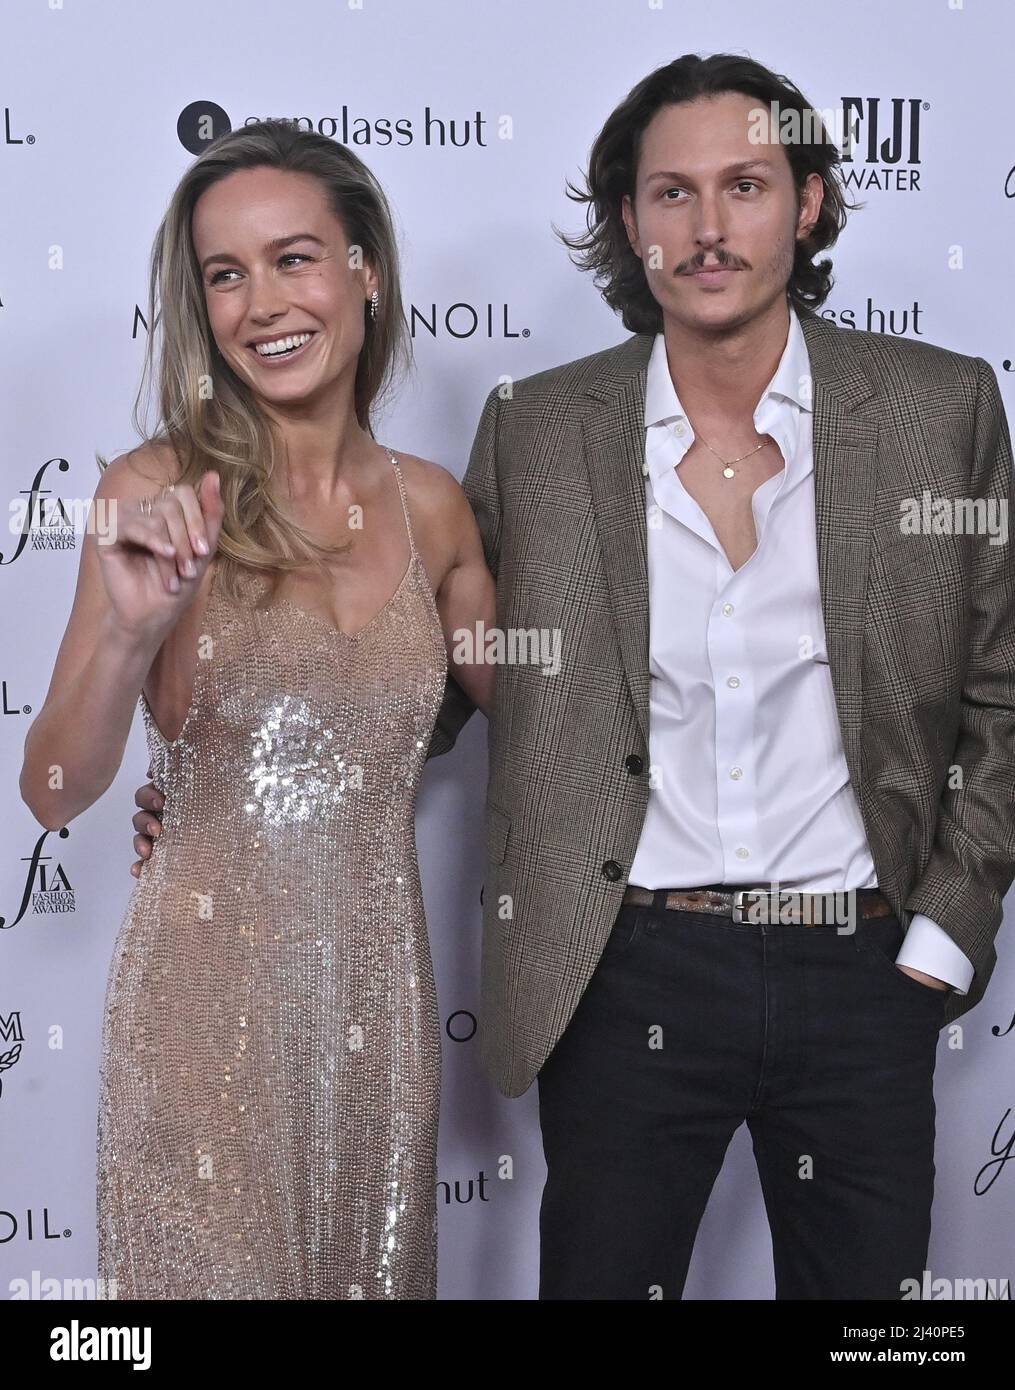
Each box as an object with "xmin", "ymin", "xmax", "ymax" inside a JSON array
[
  {"xmin": 801, "ymin": 310, "xmax": 879, "ymax": 804},
  {"xmin": 582, "ymin": 341, "xmax": 654, "ymax": 749},
  {"xmin": 580, "ymin": 307, "xmax": 879, "ymax": 804}
]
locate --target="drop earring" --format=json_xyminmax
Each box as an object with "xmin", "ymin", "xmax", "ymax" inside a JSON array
[{"xmin": 369, "ymin": 289, "xmax": 379, "ymax": 321}]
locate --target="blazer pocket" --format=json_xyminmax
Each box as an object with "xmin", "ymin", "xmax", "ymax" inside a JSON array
[
  {"xmin": 485, "ymin": 802, "xmax": 512, "ymax": 865},
  {"xmin": 874, "ymin": 525, "xmax": 956, "ymax": 584}
]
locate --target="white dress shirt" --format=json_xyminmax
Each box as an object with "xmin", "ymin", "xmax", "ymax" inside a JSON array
[{"xmin": 628, "ymin": 304, "xmax": 974, "ymax": 994}]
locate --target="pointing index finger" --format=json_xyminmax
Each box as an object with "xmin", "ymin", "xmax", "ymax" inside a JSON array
[{"xmin": 171, "ymin": 481, "xmax": 210, "ymax": 557}]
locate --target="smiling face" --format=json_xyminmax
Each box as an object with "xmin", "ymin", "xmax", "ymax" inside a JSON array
[
  {"xmin": 621, "ymin": 91, "xmax": 823, "ymax": 333},
  {"xmin": 191, "ymin": 165, "xmax": 377, "ymax": 405}
]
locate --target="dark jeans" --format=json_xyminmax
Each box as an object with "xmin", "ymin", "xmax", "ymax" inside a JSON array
[{"xmin": 537, "ymin": 896, "xmax": 946, "ymax": 1299}]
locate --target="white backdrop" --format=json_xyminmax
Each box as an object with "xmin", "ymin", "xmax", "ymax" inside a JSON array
[{"xmin": 1, "ymin": 0, "xmax": 1013, "ymax": 1302}]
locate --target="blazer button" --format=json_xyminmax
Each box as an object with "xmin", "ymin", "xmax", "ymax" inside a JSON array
[
  {"xmin": 602, "ymin": 860, "xmax": 623, "ymax": 881},
  {"xmin": 625, "ymin": 754, "xmax": 644, "ymax": 775}
]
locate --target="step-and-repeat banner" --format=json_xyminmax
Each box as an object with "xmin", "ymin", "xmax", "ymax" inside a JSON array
[{"xmin": 2, "ymin": 0, "xmax": 1013, "ymax": 1301}]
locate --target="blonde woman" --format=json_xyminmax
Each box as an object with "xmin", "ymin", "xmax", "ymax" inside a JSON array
[{"xmin": 20, "ymin": 120, "xmax": 495, "ymax": 1299}]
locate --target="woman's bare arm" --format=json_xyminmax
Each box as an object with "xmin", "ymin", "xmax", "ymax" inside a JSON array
[
  {"xmin": 20, "ymin": 449, "xmax": 219, "ymax": 830},
  {"xmin": 434, "ymin": 474, "xmax": 497, "ymax": 717}
]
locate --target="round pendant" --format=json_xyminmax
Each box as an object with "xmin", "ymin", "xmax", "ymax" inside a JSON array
[{"xmin": 723, "ymin": 466, "xmax": 736, "ymax": 479}]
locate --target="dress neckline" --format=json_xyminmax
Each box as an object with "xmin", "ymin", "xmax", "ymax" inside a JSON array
[
  {"xmin": 225, "ymin": 447, "xmax": 420, "ymax": 642},
  {"xmin": 267, "ymin": 551, "xmax": 419, "ymax": 643}
]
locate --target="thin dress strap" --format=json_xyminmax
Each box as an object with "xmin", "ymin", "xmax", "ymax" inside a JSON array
[{"xmin": 386, "ymin": 449, "xmax": 418, "ymax": 561}]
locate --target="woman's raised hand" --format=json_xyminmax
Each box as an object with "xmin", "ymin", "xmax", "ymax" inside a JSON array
[{"xmin": 96, "ymin": 472, "xmax": 224, "ymax": 641}]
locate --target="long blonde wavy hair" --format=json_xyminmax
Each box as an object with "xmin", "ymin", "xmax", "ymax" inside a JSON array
[{"xmin": 100, "ymin": 118, "xmax": 412, "ymax": 599}]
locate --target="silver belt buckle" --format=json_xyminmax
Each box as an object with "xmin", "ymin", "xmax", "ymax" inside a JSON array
[{"xmin": 732, "ymin": 889, "xmax": 768, "ymax": 924}]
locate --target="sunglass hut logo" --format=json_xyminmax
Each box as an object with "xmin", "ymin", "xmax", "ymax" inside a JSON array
[{"xmin": 176, "ymin": 101, "xmax": 490, "ymax": 155}]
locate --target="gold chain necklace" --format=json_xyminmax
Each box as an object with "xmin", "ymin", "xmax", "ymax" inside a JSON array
[{"xmin": 689, "ymin": 428, "xmax": 769, "ymax": 479}]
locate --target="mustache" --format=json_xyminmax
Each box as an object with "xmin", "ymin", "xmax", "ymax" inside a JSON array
[{"xmin": 676, "ymin": 253, "xmax": 746, "ymax": 273}]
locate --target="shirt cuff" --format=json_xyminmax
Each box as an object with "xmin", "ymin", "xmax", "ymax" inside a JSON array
[{"xmin": 895, "ymin": 913, "xmax": 975, "ymax": 994}]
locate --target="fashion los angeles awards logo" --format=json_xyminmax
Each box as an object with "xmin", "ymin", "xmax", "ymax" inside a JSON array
[
  {"xmin": 0, "ymin": 828, "xmax": 76, "ymax": 928},
  {"xmin": 4, "ymin": 457, "xmax": 77, "ymax": 562}
]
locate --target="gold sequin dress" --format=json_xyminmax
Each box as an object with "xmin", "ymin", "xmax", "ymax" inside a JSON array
[{"xmin": 96, "ymin": 452, "xmax": 447, "ymax": 1299}]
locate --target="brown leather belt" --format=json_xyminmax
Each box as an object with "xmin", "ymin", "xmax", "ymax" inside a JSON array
[{"xmin": 622, "ymin": 884, "xmax": 895, "ymax": 926}]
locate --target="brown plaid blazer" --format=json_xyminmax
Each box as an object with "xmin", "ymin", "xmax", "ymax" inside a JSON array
[{"xmin": 426, "ymin": 304, "xmax": 1015, "ymax": 1098}]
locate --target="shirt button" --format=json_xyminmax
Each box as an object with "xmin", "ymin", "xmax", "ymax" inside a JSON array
[
  {"xmin": 722, "ymin": 603, "xmax": 734, "ymax": 616},
  {"xmin": 736, "ymin": 846, "xmax": 750, "ymax": 859},
  {"xmin": 674, "ymin": 421, "xmax": 686, "ymax": 436},
  {"xmin": 727, "ymin": 675, "xmax": 741, "ymax": 688},
  {"xmin": 730, "ymin": 766, "xmax": 743, "ymax": 780}
]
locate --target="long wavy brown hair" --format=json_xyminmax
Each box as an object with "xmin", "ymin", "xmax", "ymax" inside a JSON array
[
  {"xmin": 100, "ymin": 118, "xmax": 412, "ymax": 598},
  {"xmin": 556, "ymin": 52, "xmax": 864, "ymax": 333}
]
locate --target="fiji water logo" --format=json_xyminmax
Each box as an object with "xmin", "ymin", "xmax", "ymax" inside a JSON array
[{"xmin": 839, "ymin": 97, "xmax": 927, "ymax": 191}]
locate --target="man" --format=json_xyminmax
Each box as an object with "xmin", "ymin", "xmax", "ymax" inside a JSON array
[{"xmin": 133, "ymin": 54, "xmax": 1015, "ymax": 1298}]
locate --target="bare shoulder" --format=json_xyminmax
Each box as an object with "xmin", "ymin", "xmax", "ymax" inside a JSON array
[
  {"xmin": 390, "ymin": 449, "xmax": 479, "ymax": 578},
  {"xmin": 95, "ymin": 440, "xmax": 184, "ymax": 501},
  {"xmin": 392, "ymin": 449, "xmax": 467, "ymax": 507},
  {"xmin": 392, "ymin": 448, "xmax": 474, "ymax": 529}
]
